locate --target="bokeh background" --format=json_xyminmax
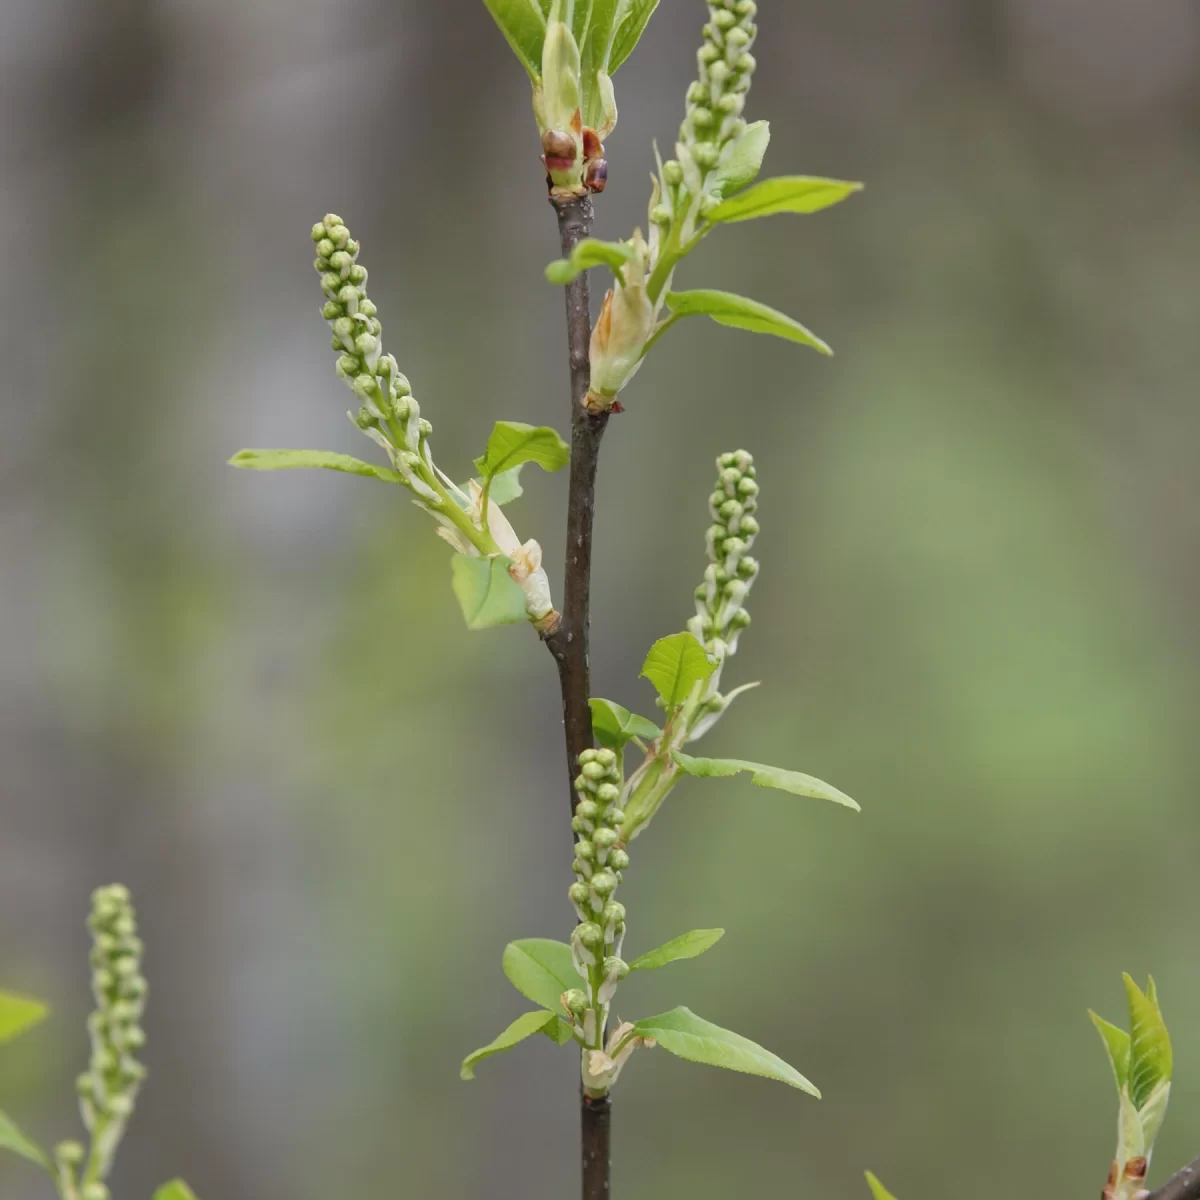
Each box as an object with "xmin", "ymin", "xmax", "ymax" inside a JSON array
[{"xmin": 3, "ymin": 1, "xmax": 1200, "ymax": 1197}]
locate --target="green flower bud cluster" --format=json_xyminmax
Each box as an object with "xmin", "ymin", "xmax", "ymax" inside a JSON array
[
  {"xmin": 679, "ymin": 0, "xmax": 757, "ymax": 193},
  {"xmin": 62, "ymin": 886, "xmax": 147, "ymax": 1198},
  {"xmin": 688, "ymin": 450, "xmax": 760, "ymax": 738},
  {"xmin": 567, "ymin": 749, "xmax": 631, "ymax": 1069},
  {"xmin": 310, "ymin": 214, "xmax": 442, "ymax": 507}
]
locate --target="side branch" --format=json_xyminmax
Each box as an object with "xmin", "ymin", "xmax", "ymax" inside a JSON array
[
  {"xmin": 543, "ymin": 192, "xmax": 610, "ymax": 815},
  {"xmin": 1148, "ymin": 1158, "xmax": 1200, "ymax": 1200}
]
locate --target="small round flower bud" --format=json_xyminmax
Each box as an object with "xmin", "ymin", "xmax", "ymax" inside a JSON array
[
  {"xmin": 595, "ymin": 748, "xmax": 617, "ymax": 769},
  {"xmin": 572, "ymin": 815, "xmax": 591, "ymax": 835},
  {"xmin": 321, "ymin": 300, "xmax": 343, "ymax": 320},
  {"xmin": 602, "ymin": 902, "xmax": 626, "ymax": 928},
  {"xmin": 55, "ymin": 1141, "xmax": 85, "ymax": 1167},
  {"xmin": 575, "ymin": 799, "xmax": 600, "ymax": 822},
  {"xmin": 609, "ymin": 849, "xmax": 630, "ymax": 871},
  {"xmin": 355, "ymin": 406, "xmax": 377, "ymax": 430},
  {"xmin": 561, "ymin": 989, "xmax": 589, "ymax": 1017},
  {"xmin": 596, "ymin": 783, "xmax": 621, "ymax": 805},
  {"xmin": 593, "ymin": 828, "xmax": 618, "ymax": 851},
  {"xmin": 730, "ymin": 610, "xmax": 751, "ymax": 631},
  {"xmin": 606, "ymin": 809, "xmax": 625, "ymax": 827},
  {"xmin": 349, "ymin": 264, "xmax": 368, "ymax": 286},
  {"xmin": 602, "ymin": 956, "xmax": 629, "ymax": 982},
  {"xmin": 569, "ymin": 881, "xmax": 591, "ymax": 908},
  {"xmin": 691, "ymin": 106, "xmax": 714, "ymax": 128},
  {"xmin": 575, "ymin": 840, "xmax": 595, "ymax": 861},
  {"xmin": 76, "ymin": 1073, "xmax": 95, "ymax": 1098},
  {"xmin": 737, "ymin": 556, "xmax": 759, "ymax": 579},
  {"xmin": 82, "ymin": 1185, "xmax": 110, "ymax": 1200},
  {"xmin": 694, "ymin": 144, "xmax": 720, "ymax": 169},
  {"xmin": 737, "ymin": 476, "xmax": 759, "ymax": 497},
  {"xmin": 651, "ymin": 204, "xmax": 672, "ymax": 226},
  {"xmin": 577, "ymin": 923, "xmax": 604, "ymax": 952},
  {"xmin": 581, "ymin": 762, "xmax": 607, "ymax": 781},
  {"xmin": 663, "ymin": 160, "xmax": 684, "ymax": 187},
  {"xmin": 739, "ymin": 516, "xmax": 760, "ymax": 537},
  {"xmin": 590, "ymin": 871, "xmax": 618, "ymax": 898},
  {"xmin": 106, "ymin": 1094, "xmax": 135, "ymax": 1119},
  {"xmin": 123, "ymin": 1026, "xmax": 147, "ymax": 1051},
  {"xmin": 311, "ymin": 222, "xmax": 327, "ymax": 241}
]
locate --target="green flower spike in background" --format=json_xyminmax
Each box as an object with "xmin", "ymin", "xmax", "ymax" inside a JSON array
[{"xmin": 0, "ymin": 888, "xmax": 201, "ymax": 1200}]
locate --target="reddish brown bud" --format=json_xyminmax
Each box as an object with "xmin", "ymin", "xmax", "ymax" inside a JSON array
[
  {"xmin": 1123, "ymin": 1158, "xmax": 1148, "ymax": 1183},
  {"xmin": 585, "ymin": 158, "xmax": 608, "ymax": 193},
  {"xmin": 582, "ymin": 128, "xmax": 604, "ymax": 161},
  {"xmin": 541, "ymin": 129, "xmax": 577, "ymax": 161}
]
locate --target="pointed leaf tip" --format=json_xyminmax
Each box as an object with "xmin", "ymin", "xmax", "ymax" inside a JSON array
[
  {"xmin": 153, "ymin": 1183, "xmax": 200, "ymax": 1200},
  {"xmin": 865, "ymin": 1172, "xmax": 899, "ymax": 1200},
  {"xmin": 460, "ymin": 1010, "xmax": 563, "ymax": 1080},
  {"xmin": 707, "ymin": 176, "xmax": 863, "ymax": 224},
  {"xmin": 672, "ymin": 752, "xmax": 859, "ymax": 811},
  {"xmin": 1089, "ymin": 1009, "xmax": 1131, "ymax": 1093},
  {"xmin": 228, "ymin": 449, "xmax": 403, "ymax": 483},
  {"xmin": 0, "ymin": 1110, "xmax": 52, "ymax": 1173},
  {"xmin": 0, "ymin": 991, "xmax": 48, "ymax": 1045},
  {"xmin": 633, "ymin": 1006, "xmax": 820, "ymax": 1096},
  {"xmin": 666, "ymin": 290, "xmax": 833, "ymax": 355},
  {"xmin": 630, "ymin": 929, "xmax": 724, "ymax": 971}
]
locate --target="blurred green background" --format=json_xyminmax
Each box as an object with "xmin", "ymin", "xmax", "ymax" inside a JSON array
[{"xmin": 3, "ymin": 1, "xmax": 1200, "ymax": 1198}]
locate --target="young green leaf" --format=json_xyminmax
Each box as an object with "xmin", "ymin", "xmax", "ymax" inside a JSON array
[
  {"xmin": 1140, "ymin": 1078, "xmax": 1172, "ymax": 1150},
  {"xmin": 461, "ymin": 1010, "xmax": 562, "ymax": 1080},
  {"xmin": 154, "ymin": 1183, "xmax": 200, "ymax": 1200},
  {"xmin": 666, "ymin": 290, "xmax": 832, "ymax": 355},
  {"xmin": 634, "ymin": 1006, "xmax": 820, "ymax": 1096},
  {"xmin": 589, "ymin": 698, "xmax": 661, "ymax": 752},
  {"xmin": 672, "ymin": 752, "xmax": 860, "ymax": 811},
  {"xmin": 0, "ymin": 991, "xmax": 47, "ymax": 1045},
  {"xmin": 1125, "ymin": 974, "xmax": 1172, "ymax": 1110},
  {"xmin": 1089, "ymin": 1010, "xmax": 1132, "ymax": 1093},
  {"xmin": 608, "ymin": 0, "xmax": 659, "ymax": 73},
  {"xmin": 475, "ymin": 422, "xmax": 570, "ymax": 481},
  {"xmin": 450, "ymin": 555, "xmax": 528, "ymax": 630},
  {"xmin": 0, "ymin": 1111, "xmax": 52, "ymax": 1173},
  {"xmin": 546, "ymin": 237, "xmax": 637, "ymax": 285},
  {"xmin": 630, "ymin": 929, "xmax": 724, "ymax": 971},
  {"xmin": 640, "ymin": 633, "xmax": 716, "ymax": 710},
  {"xmin": 466, "ymin": 465, "xmax": 525, "ymax": 507},
  {"xmin": 482, "ymin": 0, "xmax": 548, "ymax": 80},
  {"xmin": 544, "ymin": 1015, "xmax": 577, "ymax": 1046},
  {"xmin": 865, "ymin": 1172, "xmax": 899, "ymax": 1200},
  {"xmin": 709, "ymin": 121, "xmax": 771, "ymax": 201},
  {"xmin": 502, "ymin": 939, "xmax": 580, "ymax": 1011},
  {"xmin": 228, "ymin": 449, "xmax": 403, "ymax": 483},
  {"xmin": 707, "ymin": 176, "xmax": 863, "ymax": 224}
]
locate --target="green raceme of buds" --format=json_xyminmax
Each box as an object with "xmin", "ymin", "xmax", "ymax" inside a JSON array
[
  {"xmin": 687, "ymin": 449, "xmax": 760, "ymax": 740},
  {"xmin": 552, "ymin": 0, "xmax": 859, "ymax": 412},
  {"xmin": 59, "ymin": 886, "xmax": 148, "ymax": 1199},
  {"xmin": 232, "ymin": 217, "xmax": 563, "ymax": 632},
  {"xmin": 568, "ymin": 747, "xmax": 644, "ymax": 1094}
]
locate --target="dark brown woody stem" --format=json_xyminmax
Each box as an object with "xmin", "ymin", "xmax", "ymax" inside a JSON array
[{"xmin": 541, "ymin": 191, "xmax": 613, "ymax": 1200}]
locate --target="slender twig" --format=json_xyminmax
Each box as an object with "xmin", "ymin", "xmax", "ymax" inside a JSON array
[
  {"xmin": 540, "ymin": 189, "xmax": 612, "ymax": 1200},
  {"xmin": 542, "ymin": 191, "xmax": 610, "ymax": 813},
  {"xmin": 1147, "ymin": 1158, "xmax": 1200, "ymax": 1200}
]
